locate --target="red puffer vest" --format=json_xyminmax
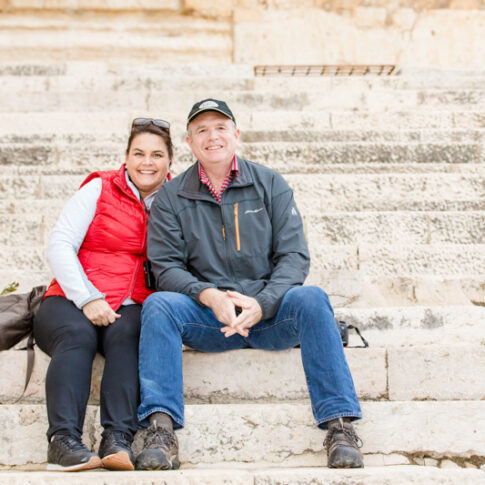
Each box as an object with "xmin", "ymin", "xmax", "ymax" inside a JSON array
[{"xmin": 44, "ymin": 164, "xmax": 154, "ymax": 310}]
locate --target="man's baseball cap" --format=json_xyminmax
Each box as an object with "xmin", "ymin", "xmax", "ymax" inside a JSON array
[{"xmin": 187, "ymin": 98, "xmax": 236, "ymax": 127}]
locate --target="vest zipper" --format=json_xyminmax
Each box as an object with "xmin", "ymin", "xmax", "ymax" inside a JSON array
[{"xmin": 234, "ymin": 202, "xmax": 240, "ymax": 251}]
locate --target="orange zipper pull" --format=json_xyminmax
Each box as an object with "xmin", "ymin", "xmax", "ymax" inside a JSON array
[
  {"xmin": 222, "ymin": 225, "xmax": 226, "ymax": 240},
  {"xmin": 234, "ymin": 203, "xmax": 241, "ymax": 251}
]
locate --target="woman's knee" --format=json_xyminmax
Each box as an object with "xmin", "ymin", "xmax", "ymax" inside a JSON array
[{"xmin": 35, "ymin": 298, "xmax": 98, "ymax": 355}]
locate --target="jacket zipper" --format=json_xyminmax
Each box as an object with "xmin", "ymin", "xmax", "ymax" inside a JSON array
[
  {"xmin": 121, "ymin": 207, "xmax": 147, "ymax": 302},
  {"xmin": 234, "ymin": 202, "xmax": 241, "ymax": 251}
]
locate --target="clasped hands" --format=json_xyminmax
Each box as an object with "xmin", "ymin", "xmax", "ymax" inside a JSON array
[{"xmin": 199, "ymin": 288, "xmax": 262, "ymax": 338}]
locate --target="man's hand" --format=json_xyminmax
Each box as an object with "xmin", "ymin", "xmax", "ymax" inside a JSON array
[
  {"xmin": 199, "ymin": 288, "xmax": 238, "ymax": 327},
  {"xmin": 82, "ymin": 299, "xmax": 121, "ymax": 326},
  {"xmin": 221, "ymin": 291, "xmax": 262, "ymax": 338}
]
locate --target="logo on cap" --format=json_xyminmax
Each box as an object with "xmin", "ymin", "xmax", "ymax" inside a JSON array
[{"xmin": 199, "ymin": 100, "xmax": 219, "ymax": 109}]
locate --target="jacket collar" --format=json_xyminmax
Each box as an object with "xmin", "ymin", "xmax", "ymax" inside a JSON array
[{"xmin": 177, "ymin": 155, "xmax": 253, "ymax": 202}]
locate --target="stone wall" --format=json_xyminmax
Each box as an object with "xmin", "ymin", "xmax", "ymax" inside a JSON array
[{"xmin": 1, "ymin": 0, "xmax": 485, "ymax": 66}]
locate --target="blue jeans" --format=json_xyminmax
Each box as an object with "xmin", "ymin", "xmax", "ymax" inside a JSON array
[{"xmin": 138, "ymin": 286, "xmax": 362, "ymax": 430}]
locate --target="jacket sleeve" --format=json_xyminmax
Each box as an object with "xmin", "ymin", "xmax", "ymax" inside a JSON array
[
  {"xmin": 147, "ymin": 188, "xmax": 216, "ymax": 302},
  {"xmin": 253, "ymin": 173, "xmax": 311, "ymax": 320},
  {"xmin": 47, "ymin": 178, "xmax": 106, "ymax": 308}
]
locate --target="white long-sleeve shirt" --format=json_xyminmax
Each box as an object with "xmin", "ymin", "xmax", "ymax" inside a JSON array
[{"xmin": 47, "ymin": 170, "xmax": 156, "ymax": 309}]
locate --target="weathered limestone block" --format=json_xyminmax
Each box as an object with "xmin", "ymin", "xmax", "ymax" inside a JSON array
[
  {"xmin": 253, "ymin": 466, "xmax": 485, "ymax": 485},
  {"xmin": 388, "ymin": 345, "xmax": 485, "ymax": 401},
  {"xmin": 240, "ymin": 141, "xmax": 481, "ymax": 169},
  {"xmin": 8, "ymin": 0, "xmax": 180, "ymax": 10},
  {"xmin": 0, "ymin": 347, "xmax": 386, "ymax": 404},
  {"xmin": 357, "ymin": 244, "xmax": 485, "ymax": 276},
  {"xmin": 184, "ymin": 0, "xmax": 233, "ymax": 18},
  {"xmin": 0, "ymin": 470, "xmax": 254, "ymax": 485},
  {"xmin": 0, "ymin": 247, "xmax": 47, "ymax": 272},
  {"xmin": 336, "ymin": 305, "xmax": 485, "ymax": 346},
  {"xmin": 1, "ymin": 467, "xmax": 485, "ymax": 485},
  {"xmin": 234, "ymin": 7, "xmax": 485, "ymax": 67},
  {"xmin": 1, "ymin": 401, "xmax": 484, "ymax": 466},
  {"xmin": 305, "ymin": 212, "xmax": 484, "ymax": 245},
  {"xmin": 0, "ymin": 17, "xmax": 232, "ymax": 64},
  {"xmin": 0, "ymin": 404, "xmax": 98, "ymax": 466}
]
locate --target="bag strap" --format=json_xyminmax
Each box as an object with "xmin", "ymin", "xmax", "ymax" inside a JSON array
[
  {"xmin": 13, "ymin": 333, "xmax": 35, "ymax": 404},
  {"xmin": 347, "ymin": 324, "xmax": 369, "ymax": 348}
]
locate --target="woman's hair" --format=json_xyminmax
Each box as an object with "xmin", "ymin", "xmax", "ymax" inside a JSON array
[{"xmin": 126, "ymin": 123, "xmax": 174, "ymax": 160}]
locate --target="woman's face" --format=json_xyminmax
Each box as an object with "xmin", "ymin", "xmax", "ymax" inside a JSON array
[{"xmin": 125, "ymin": 132, "xmax": 171, "ymax": 199}]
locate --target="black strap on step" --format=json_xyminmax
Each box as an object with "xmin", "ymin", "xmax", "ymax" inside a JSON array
[{"xmin": 347, "ymin": 324, "xmax": 369, "ymax": 348}]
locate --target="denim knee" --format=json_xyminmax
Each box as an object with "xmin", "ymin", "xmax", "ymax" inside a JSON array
[
  {"xmin": 285, "ymin": 286, "xmax": 334, "ymax": 330},
  {"xmin": 287, "ymin": 286, "xmax": 331, "ymax": 310},
  {"xmin": 141, "ymin": 291, "xmax": 187, "ymax": 334}
]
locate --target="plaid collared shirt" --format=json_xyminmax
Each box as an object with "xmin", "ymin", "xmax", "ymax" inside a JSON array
[{"xmin": 199, "ymin": 155, "xmax": 239, "ymax": 204}]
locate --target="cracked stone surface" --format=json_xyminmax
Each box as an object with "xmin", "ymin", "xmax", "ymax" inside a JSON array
[{"xmin": 2, "ymin": 401, "xmax": 484, "ymax": 466}]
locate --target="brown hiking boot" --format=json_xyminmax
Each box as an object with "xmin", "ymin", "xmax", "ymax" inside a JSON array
[
  {"xmin": 323, "ymin": 418, "xmax": 364, "ymax": 468},
  {"xmin": 135, "ymin": 424, "xmax": 180, "ymax": 471}
]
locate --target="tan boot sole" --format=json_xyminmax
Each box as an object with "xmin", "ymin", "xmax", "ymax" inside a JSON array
[
  {"xmin": 47, "ymin": 455, "xmax": 102, "ymax": 472},
  {"xmin": 101, "ymin": 451, "xmax": 134, "ymax": 471}
]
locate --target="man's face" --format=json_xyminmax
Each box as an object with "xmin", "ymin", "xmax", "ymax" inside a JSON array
[{"xmin": 186, "ymin": 111, "xmax": 240, "ymax": 168}]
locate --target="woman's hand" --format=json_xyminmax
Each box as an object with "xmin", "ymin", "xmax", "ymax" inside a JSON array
[{"xmin": 82, "ymin": 299, "xmax": 121, "ymax": 326}]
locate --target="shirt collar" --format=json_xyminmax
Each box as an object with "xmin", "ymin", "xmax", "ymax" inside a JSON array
[{"xmin": 198, "ymin": 155, "xmax": 239, "ymax": 182}]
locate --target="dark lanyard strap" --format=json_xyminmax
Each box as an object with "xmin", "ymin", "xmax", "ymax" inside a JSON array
[{"xmin": 347, "ymin": 324, "xmax": 369, "ymax": 348}]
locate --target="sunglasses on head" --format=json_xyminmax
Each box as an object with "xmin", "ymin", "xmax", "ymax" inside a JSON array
[{"xmin": 132, "ymin": 118, "xmax": 170, "ymax": 130}]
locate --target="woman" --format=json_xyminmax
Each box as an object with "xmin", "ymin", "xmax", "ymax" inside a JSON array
[{"xmin": 33, "ymin": 118, "xmax": 173, "ymax": 472}]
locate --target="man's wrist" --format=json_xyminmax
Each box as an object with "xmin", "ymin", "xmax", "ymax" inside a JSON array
[{"xmin": 199, "ymin": 287, "xmax": 221, "ymax": 306}]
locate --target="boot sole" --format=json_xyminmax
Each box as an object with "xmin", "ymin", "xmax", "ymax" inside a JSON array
[
  {"xmin": 47, "ymin": 455, "xmax": 102, "ymax": 472},
  {"xmin": 101, "ymin": 451, "xmax": 134, "ymax": 471}
]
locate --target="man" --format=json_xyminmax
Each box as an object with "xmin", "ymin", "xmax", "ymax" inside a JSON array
[{"xmin": 135, "ymin": 99, "xmax": 364, "ymax": 471}]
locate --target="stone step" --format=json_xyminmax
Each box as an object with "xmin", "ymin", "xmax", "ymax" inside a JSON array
[
  {"xmin": 310, "ymin": 243, "xmax": 485, "ymax": 277},
  {"xmin": 251, "ymin": 110, "xmax": 485, "ymax": 131},
  {"xmin": 1, "ymin": 241, "xmax": 483, "ymax": 276},
  {"xmin": 239, "ymin": 141, "xmax": 484, "ymax": 168},
  {"xmin": 3, "ymin": 81, "xmax": 485, "ymax": 112},
  {"xmin": 4, "ymin": 126, "xmax": 485, "ymax": 144},
  {"xmin": 0, "ymin": 467, "xmax": 484, "ymax": 484},
  {"xmin": 1, "ymin": 265, "xmax": 482, "ymax": 308},
  {"xmin": 1, "ymin": 344, "xmax": 483, "ymax": 405},
  {"xmin": 2, "ymin": 62, "xmax": 485, "ymax": 87},
  {"xmin": 1, "ymin": 211, "xmax": 483, "ymax": 248},
  {"xmin": 0, "ymin": 15, "xmax": 232, "ymax": 63},
  {"xmin": 1, "ymin": 137, "xmax": 484, "ymax": 172},
  {"xmin": 1, "ymin": 172, "xmax": 482, "ymax": 211},
  {"xmin": 0, "ymin": 127, "xmax": 485, "ymax": 149},
  {"xmin": 2, "ymin": 111, "xmax": 485, "ymax": 135},
  {"xmin": 1, "ymin": 401, "xmax": 484, "ymax": 467},
  {"xmin": 2, "ymin": 61, "xmax": 485, "ymax": 91},
  {"xmin": 5, "ymin": 0, "xmax": 180, "ymax": 12}
]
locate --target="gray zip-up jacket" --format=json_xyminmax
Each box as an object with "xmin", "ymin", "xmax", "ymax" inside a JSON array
[{"xmin": 147, "ymin": 157, "xmax": 310, "ymax": 320}]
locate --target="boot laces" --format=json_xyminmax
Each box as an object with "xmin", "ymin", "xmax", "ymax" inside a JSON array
[
  {"xmin": 146, "ymin": 427, "xmax": 177, "ymax": 452},
  {"xmin": 323, "ymin": 425, "xmax": 363, "ymax": 450},
  {"xmin": 105, "ymin": 430, "xmax": 131, "ymax": 448},
  {"xmin": 55, "ymin": 434, "xmax": 88, "ymax": 453}
]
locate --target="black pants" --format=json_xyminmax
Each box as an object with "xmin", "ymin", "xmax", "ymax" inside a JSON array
[{"xmin": 33, "ymin": 296, "xmax": 141, "ymax": 442}]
